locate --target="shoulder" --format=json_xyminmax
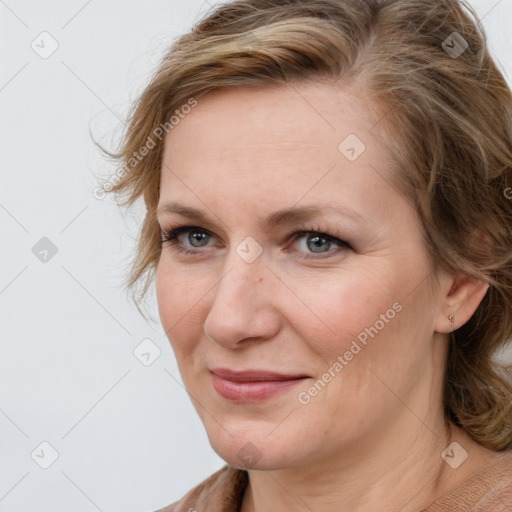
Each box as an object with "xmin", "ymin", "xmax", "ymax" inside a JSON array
[
  {"xmin": 155, "ymin": 464, "xmax": 248, "ymax": 512},
  {"xmin": 425, "ymin": 450, "xmax": 512, "ymax": 512}
]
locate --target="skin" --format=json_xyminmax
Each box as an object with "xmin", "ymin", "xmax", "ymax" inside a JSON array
[{"xmin": 155, "ymin": 80, "xmax": 497, "ymax": 512}]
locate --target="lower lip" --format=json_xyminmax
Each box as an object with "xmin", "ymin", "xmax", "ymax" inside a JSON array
[{"xmin": 211, "ymin": 374, "xmax": 307, "ymax": 403}]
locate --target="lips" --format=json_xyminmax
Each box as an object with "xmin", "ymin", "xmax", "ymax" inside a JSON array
[{"xmin": 210, "ymin": 367, "xmax": 309, "ymax": 402}]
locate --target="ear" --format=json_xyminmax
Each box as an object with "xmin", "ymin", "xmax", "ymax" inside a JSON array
[{"xmin": 434, "ymin": 270, "xmax": 489, "ymax": 333}]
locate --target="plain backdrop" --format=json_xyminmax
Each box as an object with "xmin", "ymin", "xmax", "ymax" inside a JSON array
[{"xmin": 0, "ymin": 1, "xmax": 511, "ymax": 511}]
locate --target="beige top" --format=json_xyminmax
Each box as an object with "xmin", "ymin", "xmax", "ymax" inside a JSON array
[{"xmin": 156, "ymin": 450, "xmax": 512, "ymax": 512}]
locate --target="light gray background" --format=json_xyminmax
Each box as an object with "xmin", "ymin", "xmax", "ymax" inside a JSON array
[{"xmin": 0, "ymin": 1, "xmax": 511, "ymax": 511}]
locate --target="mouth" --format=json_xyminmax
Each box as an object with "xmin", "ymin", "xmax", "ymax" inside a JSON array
[{"xmin": 209, "ymin": 367, "xmax": 310, "ymax": 403}]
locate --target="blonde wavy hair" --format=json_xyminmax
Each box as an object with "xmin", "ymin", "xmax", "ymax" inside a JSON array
[{"xmin": 97, "ymin": 0, "xmax": 512, "ymax": 451}]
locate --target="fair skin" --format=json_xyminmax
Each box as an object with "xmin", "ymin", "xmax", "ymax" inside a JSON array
[{"xmin": 155, "ymin": 80, "xmax": 498, "ymax": 512}]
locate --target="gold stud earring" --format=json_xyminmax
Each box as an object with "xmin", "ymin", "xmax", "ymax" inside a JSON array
[{"xmin": 448, "ymin": 313, "xmax": 455, "ymax": 332}]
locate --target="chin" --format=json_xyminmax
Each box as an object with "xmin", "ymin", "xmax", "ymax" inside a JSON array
[{"xmin": 205, "ymin": 424, "xmax": 307, "ymax": 471}]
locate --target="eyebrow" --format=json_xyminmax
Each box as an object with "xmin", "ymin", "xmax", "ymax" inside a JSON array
[{"xmin": 156, "ymin": 201, "xmax": 368, "ymax": 227}]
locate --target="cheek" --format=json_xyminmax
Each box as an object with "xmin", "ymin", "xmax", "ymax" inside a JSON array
[
  {"xmin": 293, "ymin": 259, "xmax": 432, "ymax": 395},
  {"xmin": 292, "ymin": 267, "xmax": 400, "ymax": 356},
  {"xmin": 302, "ymin": 270, "xmax": 435, "ymax": 411},
  {"xmin": 155, "ymin": 259, "xmax": 206, "ymax": 356}
]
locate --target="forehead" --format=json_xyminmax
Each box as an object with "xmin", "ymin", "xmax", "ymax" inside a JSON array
[
  {"xmin": 159, "ymin": 81, "xmax": 397, "ymax": 219},
  {"xmin": 164, "ymin": 80, "xmax": 383, "ymax": 153}
]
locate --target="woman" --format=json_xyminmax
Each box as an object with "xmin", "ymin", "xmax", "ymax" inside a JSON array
[{"xmin": 101, "ymin": 0, "xmax": 512, "ymax": 510}]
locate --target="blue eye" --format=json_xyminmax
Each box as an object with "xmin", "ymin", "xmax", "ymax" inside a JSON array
[
  {"xmin": 160, "ymin": 226, "xmax": 214, "ymax": 255},
  {"xmin": 160, "ymin": 224, "xmax": 351, "ymax": 258},
  {"xmin": 289, "ymin": 231, "xmax": 348, "ymax": 256}
]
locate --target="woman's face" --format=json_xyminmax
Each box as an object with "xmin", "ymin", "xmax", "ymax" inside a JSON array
[{"xmin": 156, "ymin": 81, "xmax": 448, "ymax": 470}]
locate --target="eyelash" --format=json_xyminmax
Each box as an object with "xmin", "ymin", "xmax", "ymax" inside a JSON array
[{"xmin": 159, "ymin": 223, "xmax": 351, "ymax": 259}]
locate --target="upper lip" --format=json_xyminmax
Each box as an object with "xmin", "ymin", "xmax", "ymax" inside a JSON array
[{"xmin": 210, "ymin": 367, "xmax": 309, "ymax": 382}]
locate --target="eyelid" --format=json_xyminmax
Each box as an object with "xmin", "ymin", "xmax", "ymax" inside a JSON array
[
  {"xmin": 285, "ymin": 229, "xmax": 350, "ymax": 258},
  {"xmin": 160, "ymin": 225, "xmax": 219, "ymax": 246},
  {"xmin": 290, "ymin": 229, "xmax": 348, "ymax": 246},
  {"xmin": 160, "ymin": 223, "xmax": 351, "ymax": 257}
]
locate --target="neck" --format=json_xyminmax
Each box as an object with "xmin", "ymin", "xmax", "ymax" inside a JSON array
[{"xmin": 240, "ymin": 410, "xmax": 490, "ymax": 512}]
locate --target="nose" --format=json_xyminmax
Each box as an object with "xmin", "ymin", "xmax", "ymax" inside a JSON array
[{"xmin": 203, "ymin": 250, "xmax": 281, "ymax": 349}]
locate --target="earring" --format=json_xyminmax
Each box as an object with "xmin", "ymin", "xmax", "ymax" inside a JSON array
[{"xmin": 448, "ymin": 313, "xmax": 455, "ymax": 332}]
